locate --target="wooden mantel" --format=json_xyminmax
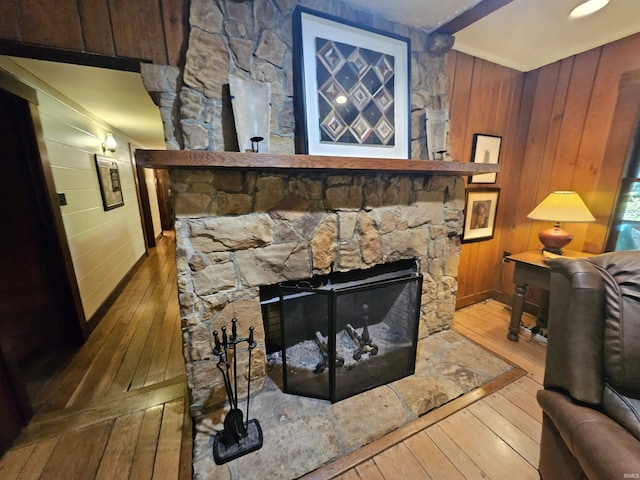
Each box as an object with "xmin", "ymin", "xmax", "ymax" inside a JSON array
[{"xmin": 135, "ymin": 150, "xmax": 500, "ymax": 176}]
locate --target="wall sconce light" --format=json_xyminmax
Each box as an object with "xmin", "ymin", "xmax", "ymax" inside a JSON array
[{"xmin": 102, "ymin": 132, "xmax": 117, "ymax": 153}]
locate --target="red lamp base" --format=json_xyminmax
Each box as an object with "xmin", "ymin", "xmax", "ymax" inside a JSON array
[{"xmin": 538, "ymin": 225, "xmax": 572, "ymax": 255}]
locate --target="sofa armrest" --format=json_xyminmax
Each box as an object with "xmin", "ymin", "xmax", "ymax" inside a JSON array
[
  {"xmin": 538, "ymin": 389, "xmax": 640, "ymax": 479},
  {"xmin": 545, "ymin": 258, "xmax": 605, "ymax": 404}
]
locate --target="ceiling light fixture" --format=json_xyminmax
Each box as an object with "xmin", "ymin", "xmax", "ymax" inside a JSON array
[
  {"xmin": 569, "ymin": 0, "xmax": 609, "ymax": 19},
  {"xmin": 102, "ymin": 132, "xmax": 117, "ymax": 153}
]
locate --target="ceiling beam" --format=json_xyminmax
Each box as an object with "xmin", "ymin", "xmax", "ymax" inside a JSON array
[
  {"xmin": 434, "ymin": 0, "xmax": 514, "ymax": 35},
  {"xmin": 0, "ymin": 39, "xmax": 148, "ymax": 72}
]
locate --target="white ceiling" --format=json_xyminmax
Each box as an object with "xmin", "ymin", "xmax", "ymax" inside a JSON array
[
  {"xmin": 4, "ymin": 0, "xmax": 640, "ymax": 150},
  {"xmin": 5, "ymin": 56, "xmax": 166, "ymax": 150},
  {"xmin": 453, "ymin": 0, "xmax": 640, "ymax": 71},
  {"xmin": 344, "ymin": 0, "xmax": 483, "ymax": 31},
  {"xmin": 344, "ymin": 0, "xmax": 640, "ymax": 71}
]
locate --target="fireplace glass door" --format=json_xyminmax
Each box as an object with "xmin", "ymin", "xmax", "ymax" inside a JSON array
[{"xmin": 278, "ymin": 264, "xmax": 422, "ymax": 403}]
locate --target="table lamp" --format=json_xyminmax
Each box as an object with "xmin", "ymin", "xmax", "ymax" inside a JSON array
[{"xmin": 527, "ymin": 191, "xmax": 595, "ymax": 254}]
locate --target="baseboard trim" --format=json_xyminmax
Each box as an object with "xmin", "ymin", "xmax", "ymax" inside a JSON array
[
  {"xmin": 455, "ymin": 290, "xmax": 493, "ymax": 309},
  {"xmin": 458, "ymin": 290, "xmax": 542, "ymax": 319},
  {"xmin": 83, "ymin": 252, "xmax": 148, "ymax": 336}
]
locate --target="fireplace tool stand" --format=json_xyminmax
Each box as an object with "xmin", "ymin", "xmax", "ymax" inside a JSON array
[{"xmin": 212, "ymin": 319, "xmax": 263, "ymax": 465}]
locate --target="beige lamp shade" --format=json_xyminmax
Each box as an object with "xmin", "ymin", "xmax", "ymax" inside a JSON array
[
  {"xmin": 527, "ymin": 191, "xmax": 596, "ymax": 222},
  {"xmin": 527, "ymin": 191, "xmax": 595, "ymax": 254}
]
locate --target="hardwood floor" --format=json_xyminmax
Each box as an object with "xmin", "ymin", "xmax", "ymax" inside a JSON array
[
  {"xmin": 0, "ymin": 232, "xmax": 546, "ymax": 480},
  {"xmin": 0, "ymin": 232, "xmax": 191, "ymax": 480}
]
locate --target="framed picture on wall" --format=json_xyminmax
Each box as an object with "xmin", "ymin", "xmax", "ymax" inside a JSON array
[
  {"xmin": 95, "ymin": 154, "xmax": 124, "ymax": 211},
  {"xmin": 469, "ymin": 133, "xmax": 502, "ymax": 184},
  {"xmin": 462, "ymin": 188, "xmax": 500, "ymax": 243},
  {"xmin": 293, "ymin": 6, "xmax": 411, "ymax": 158}
]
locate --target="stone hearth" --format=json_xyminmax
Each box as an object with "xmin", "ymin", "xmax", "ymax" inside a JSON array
[{"xmin": 192, "ymin": 330, "xmax": 514, "ymax": 479}]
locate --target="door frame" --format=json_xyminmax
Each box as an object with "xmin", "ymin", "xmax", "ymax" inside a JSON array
[{"xmin": 0, "ymin": 70, "xmax": 86, "ymax": 337}]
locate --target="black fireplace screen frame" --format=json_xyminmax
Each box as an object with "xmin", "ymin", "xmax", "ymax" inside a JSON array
[{"xmin": 278, "ymin": 268, "xmax": 423, "ymax": 403}]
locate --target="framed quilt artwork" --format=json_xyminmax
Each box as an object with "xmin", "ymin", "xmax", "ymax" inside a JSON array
[{"xmin": 293, "ymin": 7, "xmax": 411, "ymax": 158}]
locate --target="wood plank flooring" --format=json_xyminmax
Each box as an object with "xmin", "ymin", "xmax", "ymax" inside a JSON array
[
  {"xmin": 0, "ymin": 230, "xmax": 546, "ymax": 480},
  {"xmin": 0, "ymin": 232, "xmax": 191, "ymax": 480}
]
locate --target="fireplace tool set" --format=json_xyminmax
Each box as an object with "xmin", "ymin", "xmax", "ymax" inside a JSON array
[{"xmin": 212, "ymin": 319, "xmax": 263, "ymax": 465}]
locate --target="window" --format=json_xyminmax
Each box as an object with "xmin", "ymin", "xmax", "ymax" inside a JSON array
[{"xmin": 607, "ymin": 118, "xmax": 640, "ymax": 251}]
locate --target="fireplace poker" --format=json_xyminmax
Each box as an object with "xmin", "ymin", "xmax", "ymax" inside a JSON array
[
  {"xmin": 214, "ymin": 327, "xmax": 234, "ymax": 411},
  {"xmin": 246, "ymin": 326, "xmax": 256, "ymax": 431},
  {"xmin": 231, "ymin": 319, "xmax": 238, "ymax": 412},
  {"xmin": 217, "ymin": 326, "xmax": 246, "ymax": 441}
]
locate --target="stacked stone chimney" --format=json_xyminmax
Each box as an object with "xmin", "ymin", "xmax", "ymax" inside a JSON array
[{"xmin": 139, "ymin": 0, "xmax": 459, "ymax": 418}]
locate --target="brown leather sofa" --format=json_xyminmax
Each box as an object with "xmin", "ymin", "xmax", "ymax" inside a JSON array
[{"xmin": 537, "ymin": 252, "xmax": 640, "ymax": 479}]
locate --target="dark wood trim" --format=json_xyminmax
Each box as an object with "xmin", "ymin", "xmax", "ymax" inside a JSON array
[
  {"xmin": 129, "ymin": 143, "xmax": 155, "ymax": 250},
  {"xmin": 29, "ymin": 102, "xmax": 87, "ymax": 341},
  {"xmin": 489, "ymin": 289, "xmax": 510, "ymax": 305},
  {"xmin": 435, "ymin": 0, "xmax": 514, "ymax": 35},
  {"xmin": 301, "ymin": 367, "xmax": 527, "ymax": 479},
  {"xmin": 457, "ymin": 290, "xmax": 542, "ymax": 317},
  {"xmin": 0, "ymin": 68, "xmax": 38, "ymax": 104},
  {"xmin": 455, "ymin": 290, "xmax": 493, "ymax": 309},
  {"xmin": 136, "ymin": 164, "xmax": 157, "ymax": 249},
  {"xmin": 135, "ymin": 150, "xmax": 501, "ymax": 176},
  {"xmin": 155, "ymin": 169, "xmax": 173, "ymax": 231},
  {"xmin": 84, "ymin": 252, "xmax": 148, "ymax": 335},
  {"xmin": 0, "ymin": 39, "xmax": 149, "ymax": 72}
]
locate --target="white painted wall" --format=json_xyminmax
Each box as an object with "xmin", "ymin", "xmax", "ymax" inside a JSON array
[
  {"xmin": 0, "ymin": 59, "xmax": 160, "ymax": 320},
  {"xmin": 145, "ymin": 168, "xmax": 163, "ymax": 239}
]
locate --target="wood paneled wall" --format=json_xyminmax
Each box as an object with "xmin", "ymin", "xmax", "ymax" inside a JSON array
[
  {"xmin": 448, "ymin": 50, "xmax": 527, "ymax": 306},
  {"xmin": 0, "ymin": 0, "xmax": 187, "ymax": 66},
  {"xmin": 451, "ymin": 32, "xmax": 640, "ymax": 308}
]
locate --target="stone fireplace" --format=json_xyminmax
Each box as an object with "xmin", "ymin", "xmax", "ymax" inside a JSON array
[
  {"xmin": 135, "ymin": 0, "xmax": 500, "ymax": 474},
  {"xmin": 169, "ymin": 164, "xmax": 464, "ymax": 416},
  {"xmin": 130, "ymin": 153, "xmax": 502, "ymax": 477}
]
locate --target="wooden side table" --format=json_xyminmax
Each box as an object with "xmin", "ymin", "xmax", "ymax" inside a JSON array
[{"xmin": 506, "ymin": 249, "xmax": 592, "ymax": 341}]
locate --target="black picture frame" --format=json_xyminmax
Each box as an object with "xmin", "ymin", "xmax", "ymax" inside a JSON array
[
  {"xmin": 95, "ymin": 154, "xmax": 124, "ymax": 211},
  {"xmin": 462, "ymin": 188, "xmax": 500, "ymax": 243},
  {"xmin": 469, "ymin": 133, "xmax": 502, "ymax": 184},
  {"xmin": 293, "ymin": 6, "xmax": 411, "ymax": 159}
]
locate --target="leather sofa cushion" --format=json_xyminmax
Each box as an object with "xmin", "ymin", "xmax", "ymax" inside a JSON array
[
  {"xmin": 588, "ymin": 253, "xmax": 640, "ymax": 396},
  {"xmin": 538, "ymin": 389, "xmax": 640, "ymax": 479},
  {"xmin": 603, "ymin": 384, "xmax": 640, "ymax": 441}
]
